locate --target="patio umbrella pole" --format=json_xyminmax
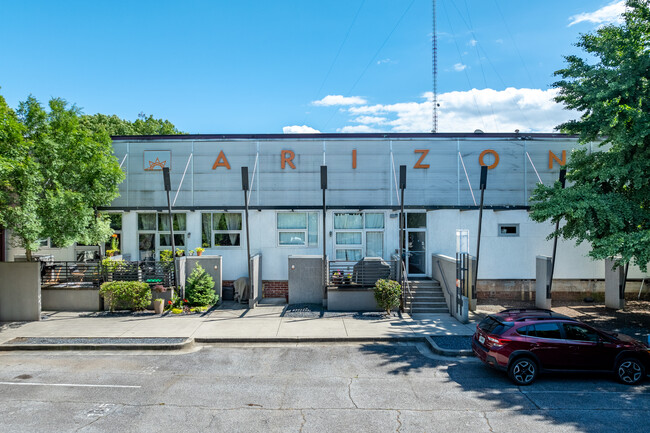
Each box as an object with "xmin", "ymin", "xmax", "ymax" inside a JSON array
[
  {"xmin": 472, "ymin": 166, "xmax": 488, "ymax": 310},
  {"xmin": 399, "ymin": 165, "xmax": 406, "ymax": 284}
]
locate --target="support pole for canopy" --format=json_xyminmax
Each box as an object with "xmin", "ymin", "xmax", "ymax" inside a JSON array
[
  {"xmin": 472, "ymin": 166, "xmax": 488, "ymax": 303},
  {"xmin": 548, "ymin": 169, "xmax": 567, "ymax": 298},
  {"xmin": 321, "ymin": 166, "xmax": 328, "ymax": 306},
  {"xmin": 242, "ymin": 167, "xmax": 252, "ymax": 305},
  {"xmin": 398, "ymin": 166, "xmax": 406, "ymax": 283},
  {"xmin": 162, "ymin": 167, "xmax": 178, "ymax": 297}
]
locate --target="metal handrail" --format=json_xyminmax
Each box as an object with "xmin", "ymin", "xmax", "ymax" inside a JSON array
[{"xmin": 328, "ymin": 259, "xmax": 397, "ymax": 287}]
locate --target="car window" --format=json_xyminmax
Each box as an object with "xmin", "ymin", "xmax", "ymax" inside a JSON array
[
  {"xmin": 478, "ymin": 316, "xmax": 511, "ymax": 335},
  {"xmin": 516, "ymin": 325, "xmax": 533, "ymax": 336},
  {"xmin": 562, "ymin": 323, "xmax": 599, "ymax": 342},
  {"xmin": 532, "ymin": 323, "xmax": 562, "ymax": 339}
]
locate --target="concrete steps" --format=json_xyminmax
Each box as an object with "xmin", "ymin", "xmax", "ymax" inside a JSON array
[{"xmin": 404, "ymin": 279, "xmax": 448, "ymax": 313}]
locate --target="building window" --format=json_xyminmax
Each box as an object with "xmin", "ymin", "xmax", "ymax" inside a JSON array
[
  {"xmin": 104, "ymin": 213, "xmax": 123, "ymax": 254},
  {"xmin": 277, "ymin": 212, "xmax": 318, "ymax": 246},
  {"xmin": 202, "ymin": 213, "xmax": 243, "ymax": 247},
  {"xmin": 498, "ymin": 224, "xmax": 519, "ymax": 237},
  {"xmin": 137, "ymin": 213, "xmax": 187, "ymax": 260},
  {"xmin": 334, "ymin": 212, "xmax": 384, "ymax": 260}
]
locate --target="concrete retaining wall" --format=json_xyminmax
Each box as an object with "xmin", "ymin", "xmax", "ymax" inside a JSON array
[
  {"xmin": 327, "ymin": 288, "xmax": 380, "ymax": 311},
  {"xmin": 0, "ymin": 262, "xmax": 41, "ymax": 321},
  {"xmin": 432, "ymin": 254, "xmax": 468, "ymax": 323},
  {"xmin": 43, "ymin": 288, "xmax": 101, "ymax": 311},
  {"xmin": 181, "ymin": 256, "xmax": 222, "ymax": 300}
]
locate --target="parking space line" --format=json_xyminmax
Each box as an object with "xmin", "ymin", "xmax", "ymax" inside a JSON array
[{"xmin": 0, "ymin": 381, "xmax": 141, "ymax": 389}]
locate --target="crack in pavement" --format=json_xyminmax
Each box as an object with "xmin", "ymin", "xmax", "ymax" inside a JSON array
[
  {"xmin": 396, "ymin": 409, "xmax": 402, "ymax": 432},
  {"xmin": 299, "ymin": 409, "xmax": 307, "ymax": 433},
  {"xmin": 481, "ymin": 412, "xmax": 494, "ymax": 433},
  {"xmin": 348, "ymin": 378, "xmax": 359, "ymax": 409}
]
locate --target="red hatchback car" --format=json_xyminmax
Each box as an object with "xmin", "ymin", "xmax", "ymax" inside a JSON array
[{"xmin": 472, "ymin": 309, "xmax": 650, "ymax": 385}]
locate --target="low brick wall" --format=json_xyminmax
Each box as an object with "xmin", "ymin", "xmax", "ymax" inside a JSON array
[
  {"xmin": 263, "ymin": 280, "xmax": 288, "ymax": 298},
  {"xmin": 476, "ymin": 279, "xmax": 650, "ymax": 302}
]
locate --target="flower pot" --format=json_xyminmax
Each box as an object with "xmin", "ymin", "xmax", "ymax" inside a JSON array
[
  {"xmin": 197, "ymin": 251, "xmax": 203, "ymax": 256},
  {"xmin": 153, "ymin": 299, "xmax": 164, "ymax": 314}
]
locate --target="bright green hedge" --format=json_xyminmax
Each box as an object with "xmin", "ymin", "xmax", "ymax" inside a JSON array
[
  {"xmin": 373, "ymin": 279, "xmax": 402, "ymax": 315},
  {"xmin": 100, "ymin": 281, "xmax": 151, "ymax": 311}
]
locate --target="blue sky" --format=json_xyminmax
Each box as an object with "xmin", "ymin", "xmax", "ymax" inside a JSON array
[{"xmin": 0, "ymin": 1, "xmax": 627, "ymax": 134}]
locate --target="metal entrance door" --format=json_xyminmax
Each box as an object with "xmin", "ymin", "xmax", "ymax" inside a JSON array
[{"xmin": 404, "ymin": 213, "xmax": 427, "ymax": 276}]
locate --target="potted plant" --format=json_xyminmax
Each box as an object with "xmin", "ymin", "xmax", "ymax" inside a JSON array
[
  {"xmin": 175, "ymin": 249, "xmax": 185, "ymax": 257},
  {"xmin": 189, "ymin": 249, "xmax": 196, "ymax": 256},
  {"xmin": 106, "ymin": 233, "xmax": 120, "ymax": 257},
  {"xmin": 153, "ymin": 298, "xmax": 165, "ymax": 314},
  {"xmin": 332, "ymin": 270, "xmax": 343, "ymax": 285},
  {"xmin": 196, "ymin": 247, "xmax": 205, "ymax": 256}
]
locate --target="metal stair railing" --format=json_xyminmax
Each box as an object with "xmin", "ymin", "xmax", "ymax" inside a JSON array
[{"xmin": 393, "ymin": 255, "xmax": 412, "ymax": 314}]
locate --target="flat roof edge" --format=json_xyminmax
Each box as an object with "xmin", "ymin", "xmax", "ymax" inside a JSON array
[{"xmin": 110, "ymin": 132, "xmax": 578, "ymax": 141}]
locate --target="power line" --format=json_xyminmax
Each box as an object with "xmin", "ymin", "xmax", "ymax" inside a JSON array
[
  {"xmin": 303, "ymin": 0, "xmax": 366, "ymax": 126},
  {"xmin": 323, "ymin": 0, "xmax": 417, "ymax": 129}
]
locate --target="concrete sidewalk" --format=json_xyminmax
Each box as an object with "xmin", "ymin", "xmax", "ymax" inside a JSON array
[{"xmin": 0, "ymin": 302, "xmax": 477, "ymax": 354}]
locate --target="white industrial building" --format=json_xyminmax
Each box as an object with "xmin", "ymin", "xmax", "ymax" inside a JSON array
[{"xmin": 5, "ymin": 132, "xmax": 649, "ymax": 302}]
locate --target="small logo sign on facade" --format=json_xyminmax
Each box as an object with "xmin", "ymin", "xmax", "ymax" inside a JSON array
[{"xmin": 144, "ymin": 150, "xmax": 171, "ymax": 171}]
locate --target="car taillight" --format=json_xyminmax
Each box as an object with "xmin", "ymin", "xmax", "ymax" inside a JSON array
[{"xmin": 487, "ymin": 335, "xmax": 511, "ymax": 348}]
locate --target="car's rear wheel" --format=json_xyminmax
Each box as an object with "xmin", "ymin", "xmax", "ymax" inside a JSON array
[
  {"xmin": 508, "ymin": 357, "xmax": 538, "ymax": 386},
  {"xmin": 616, "ymin": 358, "xmax": 646, "ymax": 385}
]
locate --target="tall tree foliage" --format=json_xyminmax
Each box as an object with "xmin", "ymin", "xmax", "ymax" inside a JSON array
[
  {"xmin": 80, "ymin": 112, "xmax": 185, "ymax": 136},
  {"xmin": 530, "ymin": 1, "xmax": 650, "ymax": 271}
]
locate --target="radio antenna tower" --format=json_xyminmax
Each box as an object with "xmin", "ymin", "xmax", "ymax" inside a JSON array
[{"xmin": 431, "ymin": 0, "xmax": 438, "ymax": 133}]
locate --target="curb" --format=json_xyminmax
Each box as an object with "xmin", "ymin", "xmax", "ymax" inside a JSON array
[
  {"xmin": 0, "ymin": 339, "xmax": 194, "ymax": 352},
  {"xmin": 194, "ymin": 336, "xmax": 424, "ymax": 344},
  {"xmin": 425, "ymin": 336, "xmax": 474, "ymax": 357}
]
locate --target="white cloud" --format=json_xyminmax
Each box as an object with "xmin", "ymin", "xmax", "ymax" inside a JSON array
[
  {"xmin": 469, "ymin": 39, "xmax": 478, "ymax": 46},
  {"xmin": 495, "ymin": 38, "xmax": 503, "ymax": 44},
  {"xmin": 344, "ymin": 87, "xmax": 579, "ymax": 133},
  {"xmin": 312, "ymin": 95, "xmax": 367, "ymax": 106},
  {"xmin": 353, "ymin": 116, "xmax": 387, "ymax": 125},
  {"xmin": 569, "ymin": 1, "xmax": 625, "ymax": 26},
  {"xmin": 376, "ymin": 58, "xmax": 394, "ymax": 65},
  {"xmin": 282, "ymin": 125, "xmax": 321, "ymax": 134},
  {"xmin": 453, "ymin": 63, "xmax": 467, "ymax": 72},
  {"xmin": 337, "ymin": 125, "xmax": 381, "ymax": 133}
]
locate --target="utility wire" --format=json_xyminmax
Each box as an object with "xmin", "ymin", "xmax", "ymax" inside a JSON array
[
  {"xmin": 303, "ymin": 0, "xmax": 366, "ymax": 126},
  {"xmin": 323, "ymin": 0, "xmax": 417, "ymax": 129}
]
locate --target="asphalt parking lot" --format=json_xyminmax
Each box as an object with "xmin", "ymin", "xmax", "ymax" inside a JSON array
[{"xmin": 0, "ymin": 343, "xmax": 648, "ymax": 432}]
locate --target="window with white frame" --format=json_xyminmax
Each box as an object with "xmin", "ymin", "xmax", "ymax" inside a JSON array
[
  {"xmin": 137, "ymin": 213, "xmax": 187, "ymax": 260},
  {"xmin": 277, "ymin": 212, "xmax": 318, "ymax": 246},
  {"xmin": 202, "ymin": 212, "xmax": 243, "ymax": 247},
  {"xmin": 334, "ymin": 212, "xmax": 384, "ymax": 260}
]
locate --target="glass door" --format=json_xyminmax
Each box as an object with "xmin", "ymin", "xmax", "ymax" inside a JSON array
[{"xmin": 404, "ymin": 213, "xmax": 427, "ymax": 276}]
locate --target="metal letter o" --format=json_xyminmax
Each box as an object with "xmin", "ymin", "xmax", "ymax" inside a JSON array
[{"xmin": 478, "ymin": 149, "xmax": 499, "ymax": 169}]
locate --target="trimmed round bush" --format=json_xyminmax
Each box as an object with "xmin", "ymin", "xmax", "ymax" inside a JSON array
[
  {"xmin": 373, "ymin": 279, "xmax": 402, "ymax": 315},
  {"xmin": 100, "ymin": 281, "xmax": 151, "ymax": 311}
]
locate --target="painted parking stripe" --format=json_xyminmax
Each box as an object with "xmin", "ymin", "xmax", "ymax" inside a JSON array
[{"xmin": 0, "ymin": 381, "xmax": 140, "ymax": 389}]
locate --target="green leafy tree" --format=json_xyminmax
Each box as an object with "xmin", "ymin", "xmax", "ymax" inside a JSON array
[
  {"xmin": 1, "ymin": 95, "xmax": 125, "ymax": 259},
  {"xmin": 185, "ymin": 264, "xmax": 217, "ymax": 306},
  {"xmin": 530, "ymin": 0, "xmax": 650, "ymax": 271},
  {"xmin": 80, "ymin": 112, "xmax": 185, "ymax": 136},
  {"xmin": 0, "ymin": 94, "xmax": 43, "ymax": 255}
]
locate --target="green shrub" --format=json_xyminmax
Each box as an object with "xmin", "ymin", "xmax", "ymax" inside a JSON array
[
  {"xmin": 102, "ymin": 258, "xmax": 125, "ymax": 274},
  {"xmin": 373, "ymin": 279, "xmax": 402, "ymax": 315},
  {"xmin": 100, "ymin": 281, "xmax": 151, "ymax": 311},
  {"xmin": 185, "ymin": 264, "xmax": 217, "ymax": 306}
]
